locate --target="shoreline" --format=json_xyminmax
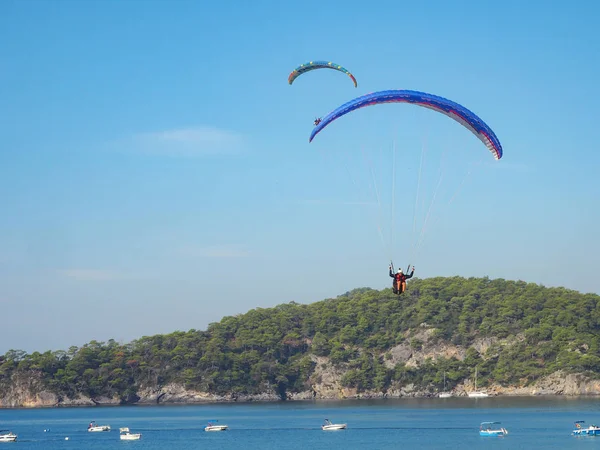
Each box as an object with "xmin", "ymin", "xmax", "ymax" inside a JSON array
[{"xmin": 3, "ymin": 391, "xmax": 600, "ymax": 409}]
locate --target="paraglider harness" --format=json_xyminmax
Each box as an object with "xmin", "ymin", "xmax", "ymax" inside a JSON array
[
  {"xmin": 390, "ymin": 261, "xmax": 412, "ymax": 295},
  {"xmin": 314, "ymin": 117, "xmax": 322, "ymax": 126}
]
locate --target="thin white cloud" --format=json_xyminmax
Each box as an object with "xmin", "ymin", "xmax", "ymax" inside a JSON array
[
  {"xmin": 179, "ymin": 244, "xmax": 250, "ymax": 258},
  {"xmin": 57, "ymin": 269, "xmax": 127, "ymax": 281},
  {"xmin": 115, "ymin": 126, "xmax": 245, "ymax": 157}
]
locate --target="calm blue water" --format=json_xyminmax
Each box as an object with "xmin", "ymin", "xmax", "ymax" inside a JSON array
[{"xmin": 1, "ymin": 397, "xmax": 600, "ymax": 448}]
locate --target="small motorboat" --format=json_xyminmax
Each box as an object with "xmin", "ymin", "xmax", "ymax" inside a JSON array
[
  {"xmin": 479, "ymin": 422, "xmax": 508, "ymax": 436},
  {"xmin": 573, "ymin": 421, "xmax": 600, "ymax": 436},
  {"xmin": 119, "ymin": 427, "xmax": 141, "ymax": 440},
  {"xmin": 87, "ymin": 421, "xmax": 111, "ymax": 432},
  {"xmin": 322, "ymin": 419, "xmax": 347, "ymax": 431},
  {"xmin": 0, "ymin": 430, "xmax": 17, "ymax": 442},
  {"xmin": 204, "ymin": 422, "xmax": 228, "ymax": 432}
]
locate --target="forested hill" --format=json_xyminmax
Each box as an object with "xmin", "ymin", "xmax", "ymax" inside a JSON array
[{"xmin": 1, "ymin": 276, "xmax": 600, "ymax": 408}]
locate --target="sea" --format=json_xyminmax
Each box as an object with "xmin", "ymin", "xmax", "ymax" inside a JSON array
[{"xmin": 1, "ymin": 396, "xmax": 600, "ymax": 449}]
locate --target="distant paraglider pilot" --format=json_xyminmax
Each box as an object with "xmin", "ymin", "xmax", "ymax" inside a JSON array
[
  {"xmin": 314, "ymin": 117, "xmax": 322, "ymax": 126},
  {"xmin": 389, "ymin": 265, "xmax": 414, "ymax": 295}
]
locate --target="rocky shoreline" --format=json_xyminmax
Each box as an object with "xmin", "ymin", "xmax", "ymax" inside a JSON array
[{"xmin": 1, "ymin": 369, "xmax": 600, "ymax": 408}]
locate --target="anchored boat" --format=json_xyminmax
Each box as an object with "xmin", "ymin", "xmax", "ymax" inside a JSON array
[
  {"xmin": 468, "ymin": 367, "xmax": 489, "ymax": 398},
  {"xmin": 0, "ymin": 431, "xmax": 17, "ymax": 442},
  {"xmin": 322, "ymin": 419, "xmax": 347, "ymax": 431},
  {"xmin": 438, "ymin": 372, "xmax": 453, "ymax": 398},
  {"xmin": 87, "ymin": 421, "xmax": 111, "ymax": 432},
  {"xmin": 205, "ymin": 422, "xmax": 228, "ymax": 431},
  {"xmin": 573, "ymin": 421, "xmax": 600, "ymax": 436},
  {"xmin": 479, "ymin": 422, "xmax": 508, "ymax": 436},
  {"xmin": 119, "ymin": 427, "xmax": 141, "ymax": 440}
]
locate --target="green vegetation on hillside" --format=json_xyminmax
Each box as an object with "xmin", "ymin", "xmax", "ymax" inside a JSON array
[{"xmin": 1, "ymin": 276, "xmax": 599, "ymax": 403}]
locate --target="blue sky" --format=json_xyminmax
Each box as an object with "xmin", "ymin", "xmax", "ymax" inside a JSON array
[{"xmin": 1, "ymin": 0, "xmax": 598, "ymax": 352}]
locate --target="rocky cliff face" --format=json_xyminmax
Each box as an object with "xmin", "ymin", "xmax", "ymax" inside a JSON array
[
  {"xmin": 300, "ymin": 361, "xmax": 600, "ymax": 400},
  {"xmin": 0, "ymin": 372, "xmax": 96, "ymax": 408},
  {"xmin": 2, "ymin": 328, "xmax": 600, "ymax": 408},
  {"xmin": 297, "ymin": 327, "xmax": 600, "ymax": 399}
]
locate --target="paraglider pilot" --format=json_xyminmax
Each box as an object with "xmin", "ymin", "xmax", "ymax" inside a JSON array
[
  {"xmin": 389, "ymin": 265, "xmax": 414, "ymax": 295},
  {"xmin": 314, "ymin": 117, "xmax": 322, "ymax": 126}
]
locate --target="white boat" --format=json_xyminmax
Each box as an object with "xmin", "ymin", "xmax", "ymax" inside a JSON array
[
  {"xmin": 87, "ymin": 421, "xmax": 111, "ymax": 432},
  {"xmin": 0, "ymin": 431, "xmax": 17, "ymax": 442},
  {"xmin": 439, "ymin": 372, "xmax": 453, "ymax": 398},
  {"xmin": 573, "ymin": 421, "xmax": 600, "ymax": 436},
  {"xmin": 479, "ymin": 422, "xmax": 508, "ymax": 436},
  {"xmin": 467, "ymin": 367, "xmax": 489, "ymax": 398},
  {"xmin": 468, "ymin": 391, "xmax": 489, "ymax": 398},
  {"xmin": 119, "ymin": 427, "xmax": 141, "ymax": 440},
  {"xmin": 204, "ymin": 422, "xmax": 228, "ymax": 432},
  {"xmin": 322, "ymin": 419, "xmax": 347, "ymax": 430}
]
